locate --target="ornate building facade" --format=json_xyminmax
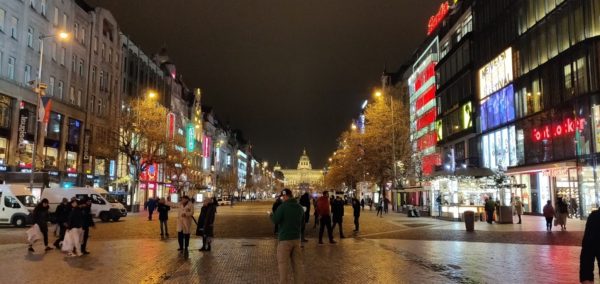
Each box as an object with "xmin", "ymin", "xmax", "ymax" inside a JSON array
[{"xmin": 277, "ymin": 150, "xmax": 323, "ymax": 190}]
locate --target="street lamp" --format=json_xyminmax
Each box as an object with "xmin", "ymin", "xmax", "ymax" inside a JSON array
[
  {"xmin": 351, "ymin": 123, "xmax": 357, "ymax": 131},
  {"xmin": 29, "ymin": 31, "xmax": 70, "ymax": 192}
]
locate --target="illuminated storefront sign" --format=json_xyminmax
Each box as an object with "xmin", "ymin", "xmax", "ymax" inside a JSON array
[
  {"xmin": 166, "ymin": 112, "xmax": 176, "ymax": 141},
  {"xmin": 462, "ymin": 102, "xmax": 473, "ymax": 129},
  {"xmin": 479, "ymin": 48, "xmax": 513, "ymax": 99},
  {"xmin": 532, "ymin": 117, "xmax": 586, "ymax": 142},
  {"xmin": 427, "ymin": 2, "xmax": 450, "ymax": 35},
  {"xmin": 203, "ymin": 136, "xmax": 211, "ymax": 158},
  {"xmin": 186, "ymin": 123, "xmax": 195, "ymax": 152}
]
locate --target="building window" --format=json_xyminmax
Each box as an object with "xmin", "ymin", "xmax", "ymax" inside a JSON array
[
  {"xmin": 71, "ymin": 55, "xmax": 76, "ymax": 73},
  {"xmin": 78, "ymin": 59, "xmax": 84, "ymax": 77},
  {"xmin": 43, "ymin": 146, "xmax": 58, "ymax": 169},
  {"xmin": 24, "ymin": 65, "xmax": 31, "ymax": 84},
  {"xmin": 60, "ymin": 47, "xmax": 66, "ymax": 65},
  {"xmin": 73, "ymin": 23, "xmax": 78, "ymax": 40},
  {"xmin": 92, "ymin": 36, "xmax": 97, "ymax": 53},
  {"xmin": 90, "ymin": 96, "xmax": 95, "ymax": 114},
  {"xmin": 7, "ymin": 57, "xmax": 15, "ymax": 80},
  {"xmin": 0, "ymin": 9, "xmax": 5, "ymax": 32},
  {"xmin": 80, "ymin": 27, "xmax": 85, "ymax": 44},
  {"xmin": 26, "ymin": 27, "xmax": 34, "ymax": 48},
  {"xmin": 65, "ymin": 151, "xmax": 77, "ymax": 172},
  {"xmin": 10, "ymin": 16, "xmax": 17, "ymax": 39},
  {"xmin": 0, "ymin": 95, "xmax": 12, "ymax": 129},
  {"xmin": 97, "ymin": 98, "xmax": 102, "ymax": 114},
  {"xmin": 101, "ymin": 43, "xmax": 105, "ymax": 60},
  {"xmin": 91, "ymin": 66, "xmax": 96, "ymax": 85},
  {"xmin": 108, "ymin": 49, "xmax": 112, "ymax": 63},
  {"xmin": 57, "ymin": 81, "xmax": 63, "ymax": 99},
  {"xmin": 51, "ymin": 42, "xmax": 56, "ymax": 61},
  {"xmin": 53, "ymin": 7, "xmax": 58, "ymax": 26},
  {"xmin": 76, "ymin": 90, "xmax": 81, "ymax": 106},
  {"xmin": 69, "ymin": 86, "xmax": 75, "ymax": 104},
  {"xmin": 67, "ymin": 118, "xmax": 81, "ymax": 145},
  {"xmin": 0, "ymin": 138, "xmax": 7, "ymax": 165},
  {"xmin": 46, "ymin": 112, "xmax": 62, "ymax": 141},
  {"xmin": 40, "ymin": 0, "xmax": 46, "ymax": 16},
  {"xmin": 48, "ymin": 76, "xmax": 55, "ymax": 96},
  {"xmin": 62, "ymin": 13, "xmax": 67, "ymax": 29}
]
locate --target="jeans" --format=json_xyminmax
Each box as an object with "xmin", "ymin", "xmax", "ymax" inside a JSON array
[
  {"xmin": 148, "ymin": 209, "xmax": 154, "ymax": 220},
  {"xmin": 178, "ymin": 232, "xmax": 190, "ymax": 250},
  {"xmin": 332, "ymin": 219, "xmax": 344, "ymax": 238},
  {"xmin": 160, "ymin": 220, "xmax": 168, "ymax": 235},
  {"xmin": 486, "ymin": 210, "xmax": 494, "ymax": 223},
  {"xmin": 545, "ymin": 217, "xmax": 553, "ymax": 230},
  {"xmin": 277, "ymin": 239, "xmax": 304, "ymax": 284},
  {"xmin": 318, "ymin": 215, "xmax": 334, "ymax": 243},
  {"xmin": 38, "ymin": 224, "xmax": 49, "ymax": 247},
  {"xmin": 353, "ymin": 216, "xmax": 359, "ymax": 231}
]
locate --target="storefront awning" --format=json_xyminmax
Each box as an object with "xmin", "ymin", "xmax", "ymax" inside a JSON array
[
  {"xmin": 430, "ymin": 167, "xmax": 495, "ymax": 178},
  {"xmin": 505, "ymin": 161, "xmax": 576, "ymax": 175}
]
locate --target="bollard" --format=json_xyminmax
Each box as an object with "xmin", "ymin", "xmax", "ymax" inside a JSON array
[{"xmin": 464, "ymin": 210, "xmax": 475, "ymax": 232}]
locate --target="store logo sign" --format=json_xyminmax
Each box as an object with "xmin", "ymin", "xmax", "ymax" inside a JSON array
[
  {"xmin": 17, "ymin": 109, "xmax": 29, "ymax": 153},
  {"xmin": 532, "ymin": 117, "xmax": 586, "ymax": 142},
  {"xmin": 479, "ymin": 48, "xmax": 513, "ymax": 99},
  {"xmin": 427, "ymin": 2, "xmax": 450, "ymax": 35}
]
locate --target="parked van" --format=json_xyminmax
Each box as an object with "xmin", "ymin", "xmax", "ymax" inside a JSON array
[
  {"xmin": 0, "ymin": 184, "xmax": 36, "ymax": 227},
  {"xmin": 42, "ymin": 187, "xmax": 127, "ymax": 222}
]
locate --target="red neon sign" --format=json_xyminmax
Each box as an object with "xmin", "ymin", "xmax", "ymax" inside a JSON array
[
  {"xmin": 414, "ymin": 62, "xmax": 436, "ymax": 91},
  {"xmin": 532, "ymin": 117, "xmax": 586, "ymax": 141},
  {"xmin": 427, "ymin": 2, "xmax": 450, "ymax": 35},
  {"xmin": 166, "ymin": 112, "xmax": 176, "ymax": 141}
]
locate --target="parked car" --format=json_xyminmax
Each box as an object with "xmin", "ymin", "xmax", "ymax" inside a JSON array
[{"xmin": 217, "ymin": 198, "xmax": 231, "ymax": 206}]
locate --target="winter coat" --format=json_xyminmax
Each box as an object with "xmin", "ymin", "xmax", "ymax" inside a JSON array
[
  {"xmin": 68, "ymin": 207, "xmax": 84, "ymax": 229},
  {"xmin": 514, "ymin": 200, "xmax": 523, "ymax": 215},
  {"xmin": 146, "ymin": 199, "xmax": 157, "ymax": 211},
  {"xmin": 32, "ymin": 205, "xmax": 49, "ymax": 229},
  {"xmin": 198, "ymin": 205, "xmax": 208, "ymax": 229},
  {"xmin": 55, "ymin": 202, "xmax": 71, "ymax": 224},
  {"xmin": 299, "ymin": 193, "xmax": 311, "ymax": 222},
  {"xmin": 176, "ymin": 201, "xmax": 194, "ymax": 234},
  {"xmin": 157, "ymin": 203, "xmax": 170, "ymax": 221},
  {"xmin": 352, "ymin": 200, "xmax": 361, "ymax": 217},
  {"xmin": 580, "ymin": 210, "xmax": 600, "ymax": 282},
  {"xmin": 82, "ymin": 205, "xmax": 95, "ymax": 228},
  {"xmin": 316, "ymin": 196, "xmax": 331, "ymax": 217},
  {"xmin": 272, "ymin": 199, "xmax": 282, "ymax": 213},
  {"xmin": 543, "ymin": 204, "xmax": 555, "ymax": 218},
  {"xmin": 332, "ymin": 199, "xmax": 344, "ymax": 222},
  {"xmin": 484, "ymin": 200, "xmax": 495, "ymax": 212},
  {"xmin": 557, "ymin": 200, "xmax": 569, "ymax": 214},
  {"xmin": 204, "ymin": 203, "xmax": 217, "ymax": 237},
  {"xmin": 271, "ymin": 198, "xmax": 304, "ymax": 241}
]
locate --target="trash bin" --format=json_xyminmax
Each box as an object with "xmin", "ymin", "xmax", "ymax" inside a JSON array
[{"xmin": 464, "ymin": 210, "xmax": 475, "ymax": 232}]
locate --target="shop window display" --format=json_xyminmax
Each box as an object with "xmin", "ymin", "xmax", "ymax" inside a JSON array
[
  {"xmin": 65, "ymin": 151, "xmax": 77, "ymax": 172},
  {"xmin": 43, "ymin": 147, "xmax": 58, "ymax": 169},
  {"xmin": 46, "ymin": 112, "xmax": 62, "ymax": 141},
  {"xmin": 481, "ymin": 84, "xmax": 515, "ymax": 131},
  {"xmin": 481, "ymin": 125, "xmax": 518, "ymax": 170},
  {"xmin": 67, "ymin": 119, "xmax": 81, "ymax": 145},
  {"xmin": 0, "ymin": 95, "xmax": 11, "ymax": 129}
]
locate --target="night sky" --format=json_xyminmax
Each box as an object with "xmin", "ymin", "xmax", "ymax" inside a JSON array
[{"xmin": 88, "ymin": 0, "xmax": 443, "ymax": 169}]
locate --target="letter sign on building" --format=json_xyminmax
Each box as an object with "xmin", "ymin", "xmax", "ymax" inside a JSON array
[{"xmin": 186, "ymin": 123, "xmax": 195, "ymax": 152}]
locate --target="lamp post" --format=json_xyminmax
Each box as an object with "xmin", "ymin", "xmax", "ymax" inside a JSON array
[{"xmin": 29, "ymin": 31, "xmax": 69, "ymax": 192}]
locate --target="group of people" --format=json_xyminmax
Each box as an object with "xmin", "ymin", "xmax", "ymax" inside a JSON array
[
  {"xmin": 542, "ymin": 197, "xmax": 570, "ymax": 232},
  {"xmin": 28, "ymin": 197, "xmax": 94, "ymax": 257},
  {"xmin": 270, "ymin": 189, "xmax": 362, "ymax": 283}
]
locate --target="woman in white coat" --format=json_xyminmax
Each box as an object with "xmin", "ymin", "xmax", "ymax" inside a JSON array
[{"xmin": 176, "ymin": 196, "xmax": 194, "ymax": 253}]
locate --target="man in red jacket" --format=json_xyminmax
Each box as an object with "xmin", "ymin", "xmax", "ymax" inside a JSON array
[{"xmin": 316, "ymin": 191, "xmax": 336, "ymax": 244}]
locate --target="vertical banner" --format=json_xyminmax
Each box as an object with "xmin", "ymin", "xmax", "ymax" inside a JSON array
[
  {"xmin": 17, "ymin": 108, "xmax": 29, "ymax": 154},
  {"xmin": 83, "ymin": 129, "xmax": 91, "ymax": 163},
  {"xmin": 186, "ymin": 123, "xmax": 195, "ymax": 152},
  {"xmin": 166, "ymin": 112, "xmax": 176, "ymax": 141}
]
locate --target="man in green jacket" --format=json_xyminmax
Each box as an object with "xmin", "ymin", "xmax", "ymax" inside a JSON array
[{"xmin": 271, "ymin": 188, "xmax": 305, "ymax": 284}]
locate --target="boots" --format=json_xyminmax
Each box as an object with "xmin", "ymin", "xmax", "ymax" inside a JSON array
[
  {"xmin": 184, "ymin": 234, "xmax": 190, "ymax": 252},
  {"xmin": 199, "ymin": 236, "xmax": 207, "ymax": 251}
]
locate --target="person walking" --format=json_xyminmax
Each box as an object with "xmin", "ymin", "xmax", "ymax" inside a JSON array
[
  {"xmin": 53, "ymin": 198, "xmax": 71, "ymax": 249},
  {"xmin": 383, "ymin": 197, "xmax": 390, "ymax": 214},
  {"xmin": 514, "ymin": 196, "xmax": 523, "ymax": 224},
  {"xmin": 145, "ymin": 197, "xmax": 157, "ymax": 221},
  {"xmin": 272, "ymin": 196, "xmax": 283, "ymax": 235},
  {"xmin": 197, "ymin": 199, "xmax": 209, "ymax": 250},
  {"xmin": 157, "ymin": 198, "xmax": 170, "ymax": 238},
  {"xmin": 352, "ymin": 198, "xmax": 361, "ymax": 232},
  {"xmin": 299, "ymin": 192, "xmax": 311, "ymax": 242},
  {"xmin": 29, "ymin": 198, "xmax": 52, "ymax": 252},
  {"xmin": 316, "ymin": 191, "xmax": 336, "ymax": 244},
  {"xmin": 360, "ymin": 198, "xmax": 365, "ymax": 211},
  {"xmin": 484, "ymin": 197, "xmax": 495, "ymax": 224},
  {"xmin": 81, "ymin": 198, "xmax": 95, "ymax": 254},
  {"xmin": 376, "ymin": 201, "xmax": 383, "ymax": 217},
  {"xmin": 331, "ymin": 195, "xmax": 345, "ymax": 239},
  {"xmin": 556, "ymin": 197, "xmax": 569, "ymax": 231},
  {"xmin": 271, "ymin": 188, "xmax": 305, "ymax": 284},
  {"xmin": 65, "ymin": 199, "xmax": 84, "ymax": 257},
  {"xmin": 176, "ymin": 196, "xmax": 194, "ymax": 253},
  {"xmin": 543, "ymin": 200, "xmax": 555, "ymax": 232},
  {"xmin": 580, "ymin": 209, "xmax": 600, "ymax": 283}
]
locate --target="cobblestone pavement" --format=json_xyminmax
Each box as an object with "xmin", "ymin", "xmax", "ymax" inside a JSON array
[
  {"xmin": 0, "ymin": 237, "xmax": 588, "ymax": 284},
  {"xmin": 0, "ymin": 202, "xmax": 589, "ymax": 283}
]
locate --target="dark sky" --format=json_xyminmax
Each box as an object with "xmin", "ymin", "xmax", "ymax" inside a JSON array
[{"xmin": 88, "ymin": 0, "xmax": 443, "ymax": 169}]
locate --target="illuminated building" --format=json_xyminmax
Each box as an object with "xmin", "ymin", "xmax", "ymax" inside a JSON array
[{"xmin": 279, "ymin": 149, "xmax": 324, "ymax": 191}]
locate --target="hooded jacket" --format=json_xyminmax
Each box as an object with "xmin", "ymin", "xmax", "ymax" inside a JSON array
[{"xmin": 271, "ymin": 198, "xmax": 304, "ymax": 241}]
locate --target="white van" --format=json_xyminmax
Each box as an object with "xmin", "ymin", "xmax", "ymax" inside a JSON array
[
  {"xmin": 42, "ymin": 187, "xmax": 127, "ymax": 222},
  {"xmin": 0, "ymin": 185, "xmax": 36, "ymax": 227}
]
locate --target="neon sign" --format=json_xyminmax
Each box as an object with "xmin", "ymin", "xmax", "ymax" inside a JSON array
[
  {"xmin": 532, "ymin": 117, "xmax": 586, "ymax": 141},
  {"xmin": 186, "ymin": 123, "xmax": 195, "ymax": 152},
  {"xmin": 427, "ymin": 2, "xmax": 450, "ymax": 35}
]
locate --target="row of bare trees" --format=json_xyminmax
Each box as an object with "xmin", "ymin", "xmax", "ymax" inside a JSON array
[{"xmin": 325, "ymin": 86, "xmax": 412, "ymax": 199}]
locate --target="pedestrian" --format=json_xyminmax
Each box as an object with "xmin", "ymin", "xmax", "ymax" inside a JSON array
[
  {"xmin": 312, "ymin": 198, "xmax": 319, "ymax": 229},
  {"xmin": 197, "ymin": 199, "xmax": 209, "ymax": 250},
  {"xmin": 556, "ymin": 197, "xmax": 569, "ymax": 231},
  {"xmin": 176, "ymin": 196, "xmax": 194, "ymax": 253},
  {"xmin": 570, "ymin": 196, "xmax": 579, "ymax": 219},
  {"xmin": 543, "ymin": 200, "xmax": 555, "ymax": 232},
  {"xmin": 272, "ymin": 196, "xmax": 283, "ymax": 235},
  {"xmin": 65, "ymin": 199, "xmax": 84, "ymax": 257},
  {"xmin": 360, "ymin": 198, "xmax": 365, "ymax": 211},
  {"xmin": 81, "ymin": 197, "xmax": 95, "ymax": 254},
  {"xmin": 436, "ymin": 195, "xmax": 442, "ymax": 218},
  {"xmin": 270, "ymin": 188, "xmax": 305, "ymax": 284},
  {"xmin": 383, "ymin": 197, "xmax": 389, "ymax": 214},
  {"xmin": 352, "ymin": 198, "xmax": 361, "ymax": 232},
  {"xmin": 53, "ymin": 198, "xmax": 71, "ymax": 249},
  {"xmin": 145, "ymin": 197, "xmax": 157, "ymax": 221},
  {"xmin": 316, "ymin": 191, "xmax": 336, "ymax": 244},
  {"xmin": 376, "ymin": 202, "xmax": 383, "ymax": 217},
  {"xmin": 514, "ymin": 196, "xmax": 523, "ymax": 224},
  {"xmin": 157, "ymin": 197, "xmax": 170, "ymax": 238},
  {"xmin": 29, "ymin": 198, "xmax": 52, "ymax": 252},
  {"xmin": 331, "ymin": 195, "xmax": 345, "ymax": 239},
  {"xmin": 201, "ymin": 198, "xmax": 217, "ymax": 251},
  {"xmin": 484, "ymin": 197, "xmax": 495, "ymax": 224},
  {"xmin": 580, "ymin": 209, "xmax": 600, "ymax": 283},
  {"xmin": 299, "ymin": 192, "xmax": 311, "ymax": 242}
]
